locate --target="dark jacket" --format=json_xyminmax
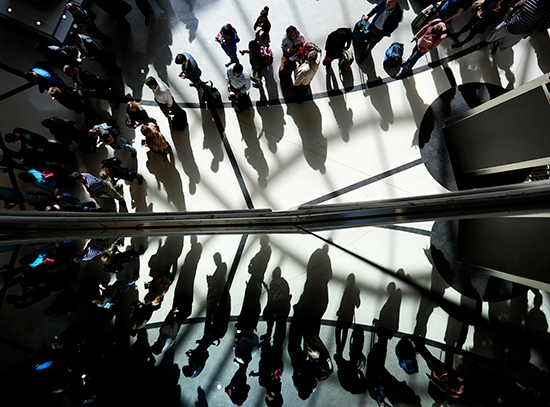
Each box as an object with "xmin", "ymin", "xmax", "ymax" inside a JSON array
[{"xmin": 368, "ymin": 0, "xmax": 403, "ymax": 36}]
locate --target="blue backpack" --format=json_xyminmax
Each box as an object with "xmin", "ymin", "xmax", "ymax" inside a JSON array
[{"xmin": 384, "ymin": 42, "xmax": 404, "ymax": 68}]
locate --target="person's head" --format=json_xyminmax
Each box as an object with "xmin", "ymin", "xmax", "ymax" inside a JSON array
[
  {"xmin": 99, "ymin": 167, "xmax": 113, "ymax": 180},
  {"xmin": 69, "ymin": 172, "xmax": 83, "ymax": 182},
  {"xmin": 4, "ymin": 133, "xmax": 18, "ymax": 143},
  {"xmin": 307, "ymin": 50, "xmax": 318, "ymax": 64},
  {"xmin": 126, "ymin": 101, "xmax": 140, "ymax": 112},
  {"xmin": 41, "ymin": 118, "xmax": 56, "ymax": 129},
  {"xmin": 66, "ymin": 3, "xmax": 80, "ymax": 13},
  {"xmin": 222, "ymin": 24, "xmax": 235, "ymax": 36},
  {"xmin": 248, "ymin": 40, "xmax": 260, "ymax": 53},
  {"xmin": 23, "ymin": 71, "xmax": 38, "ymax": 83},
  {"xmin": 63, "ymin": 65, "xmax": 78, "ymax": 76},
  {"xmin": 286, "ymin": 25, "xmax": 298, "ymax": 40},
  {"xmin": 174, "ymin": 53, "xmax": 187, "ymax": 65},
  {"xmin": 48, "ymin": 87, "xmax": 62, "ymax": 99},
  {"xmin": 145, "ymin": 76, "xmax": 158, "ymax": 89},
  {"xmin": 18, "ymin": 172, "xmax": 36, "ymax": 184},
  {"xmin": 140, "ymin": 124, "xmax": 154, "ymax": 138},
  {"xmin": 259, "ymin": 6, "xmax": 269, "ymax": 21},
  {"xmin": 385, "ymin": 0, "xmax": 398, "ymax": 10},
  {"xmin": 472, "ymin": 0, "xmax": 484, "ymax": 11},
  {"xmin": 431, "ymin": 23, "xmax": 446, "ymax": 34},
  {"xmin": 232, "ymin": 63, "xmax": 244, "ymax": 76}
]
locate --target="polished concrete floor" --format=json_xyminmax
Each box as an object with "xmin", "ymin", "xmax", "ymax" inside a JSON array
[{"xmin": 0, "ymin": 0, "xmax": 549, "ymax": 406}]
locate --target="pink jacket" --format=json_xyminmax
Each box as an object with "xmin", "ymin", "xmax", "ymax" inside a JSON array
[{"xmin": 416, "ymin": 19, "xmax": 447, "ymax": 53}]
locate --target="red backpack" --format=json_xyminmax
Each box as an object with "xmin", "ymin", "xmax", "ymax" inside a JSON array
[{"xmin": 260, "ymin": 45, "xmax": 273, "ymax": 66}]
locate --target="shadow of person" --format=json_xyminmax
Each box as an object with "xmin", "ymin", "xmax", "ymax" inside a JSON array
[
  {"xmin": 237, "ymin": 236, "xmax": 272, "ymax": 333},
  {"xmin": 263, "ymin": 65, "xmax": 280, "ymax": 103},
  {"xmin": 156, "ymin": 345, "xmax": 182, "ymax": 406},
  {"xmin": 369, "ymin": 83, "xmax": 394, "ymax": 131},
  {"xmin": 200, "ymin": 108, "xmax": 225, "ymax": 173},
  {"xmin": 237, "ymin": 108, "xmax": 269, "ymax": 189},
  {"xmin": 170, "ymin": 124, "xmax": 201, "ymax": 195},
  {"xmin": 171, "ymin": 0, "xmax": 199, "ymax": 42},
  {"xmin": 195, "ymin": 386, "xmax": 209, "ymax": 407},
  {"xmin": 148, "ymin": 235, "xmax": 184, "ymax": 278},
  {"xmin": 288, "ymin": 244, "xmax": 334, "ymax": 400},
  {"xmin": 334, "ymin": 324, "xmax": 367, "ymax": 395},
  {"xmin": 414, "ymin": 247, "xmax": 450, "ymax": 337},
  {"xmin": 286, "ymin": 101, "xmax": 327, "ymax": 173},
  {"xmin": 491, "ymin": 48, "xmax": 516, "ymax": 90},
  {"xmin": 336, "ymin": 273, "xmax": 361, "ymax": 356},
  {"xmin": 256, "ymin": 101, "xmax": 286, "ymax": 155},
  {"xmin": 328, "ymin": 87, "xmax": 354, "ymax": 143},
  {"xmin": 145, "ymin": 150, "xmax": 186, "ymax": 210},
  {"xmin": 374, "ymin": 281, "xmax": 402, "ymax": 335},
  {"xmin": 530, "ymin": 30, "xmax": 550, "ymax": 74},
  {"xmin": 402, "ymin": 76, "xmax": 430, "ymax": 148}
]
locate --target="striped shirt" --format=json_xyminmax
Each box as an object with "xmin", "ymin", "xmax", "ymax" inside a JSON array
[
  {"xmin": 81, "ymin": 172, "xmax": 104, "ymax": 196},
  {"xmin": 507, "ymin": 0, "xmax": 550, "ymax": 35}
]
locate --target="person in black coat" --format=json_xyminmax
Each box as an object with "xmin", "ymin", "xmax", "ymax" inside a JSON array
[
  {"xmin": 68, "ymin": 33, "xmax": 120, "ymax": 75},
  {"xmin": 323, "ymin": 27, "xmax": 353, "ymax": 66},
  {"xmin": 362, "ymin": 0, "xmax": 403, "ymax": 53},
  {"xmin": 45, "ymin": 193, "xmax": 101, "ymax": 212},
  {"xmin": 35, "ymin": 42, "xmax": 81, "ymax": 71},
  {"xmin": 63, "ymin": 65, "xmax": 113, "ymax": 101}
]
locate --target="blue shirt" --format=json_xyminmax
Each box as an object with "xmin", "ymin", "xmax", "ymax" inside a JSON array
[
  {"xmin": 81, "ymin": 172, "xmax": 104, "ymax": 196},
  {"xmin": 226, "ymin": 67, "xmax": 251, "ymax": 93}
]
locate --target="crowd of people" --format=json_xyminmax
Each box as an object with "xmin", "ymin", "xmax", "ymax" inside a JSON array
[
  {"xmin": 2, "ymin": 0, "xmax": 549, "ymax": 213},
  {"xmin": 2, "ymin": 235, "xmax": 549, "ymax": 406}
]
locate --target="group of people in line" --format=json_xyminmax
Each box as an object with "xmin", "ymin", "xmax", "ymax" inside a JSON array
[
  {"xmin": 2, "ymin": 0, "xmax": 550, "ymax": 212},
  {"xmin": 3, "ymin": 234, "xmax": 547, "ymax": 406}
]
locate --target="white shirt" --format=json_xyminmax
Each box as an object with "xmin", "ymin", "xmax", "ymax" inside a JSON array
[{"xmin": 152, "ymin": 78, "xmax": 173, "ymax": 107}]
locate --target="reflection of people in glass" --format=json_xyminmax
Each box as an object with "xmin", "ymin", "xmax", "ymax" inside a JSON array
[
  {"xmin": 288, "ymin": 244, "xmax": 334, "ymax": 400},
  {"xmin": 334, "ymin": 325, "xmax": 367, "ymax": 394},
  {"xmin": 335, "ymin": 273, "xmax": 361, "ymax": 357},
  {"xmin": 249, "ymin": 267, "xmax": 290, "ymax": 407},
  {"xmin": 181, "ymin": 253, "xmax": 230, "ymax": 378}
]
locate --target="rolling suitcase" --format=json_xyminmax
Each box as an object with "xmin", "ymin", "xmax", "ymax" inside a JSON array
[
  {"xmin": 411, "ymin": 3, "xmax": 441, "ymax": 34},
  {"xmin": 232, "ymin": 93, "xmax": 252, "ymax": 113},
  {"xmin": 170, "ymin": 108, "xmax": 188, "ymax": 131}
]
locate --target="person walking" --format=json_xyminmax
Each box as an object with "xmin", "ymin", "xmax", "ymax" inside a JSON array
[
  {"xmin": 216, "ymin": 24, "xmax": 240, "ymax": 67},
  {"xmin": 396, "ymin": 19, "xmax": 448, "ymax": 79},
  {"xmin": 70, "ymin": 171, "xmax": 126, "ymax": 207},
  {"xmin": 294, "ymin": 43, "xmax": 322, "ymax": 103}
]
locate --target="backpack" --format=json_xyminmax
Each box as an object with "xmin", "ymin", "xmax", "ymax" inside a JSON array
[
  {"xmin": 260, "ymin": 45, "xmax": 274, "ymax": 66},
  {"xmin": 101, "ymin": 156, "xmax": 122, "ymax": 167},
  {"xmin": 411, "ymin": 3, "xmax": 441, "ymax": 34},
  {"xmin": 384, "ymin": 42, "xmax": 404, "ymax": 67},
  {"xmin": 338, "ymin": 48, "xmax": 354, "ymax": 71},
  {"xmin": 42, "ymin": 170, "xmax": 55, "ymax": 179}
]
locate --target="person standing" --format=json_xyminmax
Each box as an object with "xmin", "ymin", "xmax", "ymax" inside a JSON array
[
  {"xmin": 125, "ymin": 101, "xmax": 156, "ymax": 129},
  {"xmin": 145, "ymin": 76, "xmax": 182, "ymax": 118},
  {"xmin": 66, "ymin": 3, "xmax": 112, "ymax": 44},
  {"xmin": 396, "ymin": 19, "xmax": 448, "ymax": 79},
  {"xmin": 226, "ymin": 63, "xmax": 251, "ymax": 100},
  {"xmin": 216, "ymin": 24, "xmax": 240, "ymax": 67},
  {"xmin": 100, "ymin": 157, "xmax": 143, "ymax": 185},
  {"xmin": 294, "ymin": 43, "xmax": 322, "ymax": 103},
  {"xmin": 23, "ymin": 67, "xmax": 69, "ymax": 93},
  {"xmin": 486, "ymin": 0, "xmax": 550, "ymax": 54},
  {"xmin": 361, "ymin": 0, "xmax": 403, "ymax": 54},
  {"xmin": 68, "ymin": 33, "xmax": 120, "ymax": 75},
  {"xmin": 140, "ymin": 123, "xmax": 170, "ymax": 161},
  {"xmin": 280, "ymin": 25, "xmax": 305, "ymax": 79},
  {"xmin": 253, "ymin": 6, "xmax": 271, "ymax": 36},
  {"xmin": 63, "ymin": 65, "xmax": 114, "ymax": 103},
  {"xmin": 175, "ymin": 53, "xmax": 202, "ymax": 86}
]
